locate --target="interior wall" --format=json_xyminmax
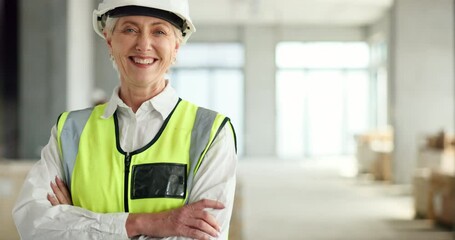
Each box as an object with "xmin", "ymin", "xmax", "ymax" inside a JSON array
[
  {"xmin": 19, "ymin": 0, "xmax": 67, "ymax": 158},
  {"xmin": 93, "ymin": 33, "xmax": 120, "ymax": 99},
  {"xmin": 391, "ymin": 0, "xmax": 454, "ymax": 183}
]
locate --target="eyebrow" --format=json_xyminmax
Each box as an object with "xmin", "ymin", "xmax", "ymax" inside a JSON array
[{"xmin": 120, "ymin": 20, "xmax": 170, "ymax": 28}]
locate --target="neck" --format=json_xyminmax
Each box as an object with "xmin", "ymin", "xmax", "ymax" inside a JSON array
[{"xmin": 119, "ymin": 80, "xmax": 166, "ymax": 113}]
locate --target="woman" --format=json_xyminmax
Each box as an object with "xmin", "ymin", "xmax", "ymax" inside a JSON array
[{"xmin": 12, "ymin": 1, "xmax": 237, "ymax": 239}]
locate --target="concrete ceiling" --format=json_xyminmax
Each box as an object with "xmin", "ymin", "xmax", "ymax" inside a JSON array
[{"xmin": 190, "ymin": 0, "xmax": 394, "ymax": 26}]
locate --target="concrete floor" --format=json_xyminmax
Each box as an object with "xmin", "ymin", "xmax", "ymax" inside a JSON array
[
  {"xmin": 236, "ymin": 158, "xmax": 454, "ymax": 240},
  {"xmin": 2, "ymin": 158, "xmax": 453, "ymax": 240}
]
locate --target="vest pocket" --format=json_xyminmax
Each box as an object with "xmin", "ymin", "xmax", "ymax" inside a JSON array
[{"xmin": 131, "ymin": 163, "xmax": 187, "ymax": 199}]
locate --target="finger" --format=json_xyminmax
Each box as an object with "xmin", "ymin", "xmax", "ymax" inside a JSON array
[
  {"xmin": 193, "ymin": 199, "xmax": 225, "ymax": 210},
  {"xmin": 180, "ymin": 226, "xmax": 213, "ymax": 240},
  {"xmin": 187, "ymin": 217, "xmax": 220, "ymax": 238},
  {"xmin": 191, "ymin": 209, "xmax": 221, "ymax": 233},
  {"xmin": 50, "ymin": 180, "xmax": 70, "ymax": 205},
  {"xmin": 47, "ymin": 193, "xmax": 60, "ymax": 206},
  {"xmin": 55, "ymin": 176, "xmax": 72, "ymax": 204},
  {"xmin": 181, "ymin": 204, "xmax": 221, "ymax": 234}
]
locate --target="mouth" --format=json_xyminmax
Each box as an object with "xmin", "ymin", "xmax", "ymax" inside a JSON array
[{"xmin": 129, "ymin": 56, "xmax": 157, "ymax": 66}]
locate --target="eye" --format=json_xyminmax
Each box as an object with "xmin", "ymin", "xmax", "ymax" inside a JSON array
[
  {"xmin": 124, "ymin": 28, "xmax": 137, "ymax": 33},
  {"xmin": 153, "ymin": 30, "xmax": 166, "ymax": 36},
  {"xmin": 120, "ymin": 25, "xmax": 138, "ymax": 34}
]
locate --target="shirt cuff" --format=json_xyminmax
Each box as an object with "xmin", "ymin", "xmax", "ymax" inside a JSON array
[{"xmin": 99, "ymin": 212, "xmax": 130, "ymax": 239}]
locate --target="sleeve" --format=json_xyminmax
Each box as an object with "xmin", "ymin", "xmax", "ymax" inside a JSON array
[
  {"xmin": 190, "ymin": 122, "xmax": 237, "ymax": 240},
  {"xmin": 137, "ymin": 123, "xmax": 238, "ymax": 240},
  {"xmin": 12, "ymin": 125, "xmax": 130, "ymax": 240}
]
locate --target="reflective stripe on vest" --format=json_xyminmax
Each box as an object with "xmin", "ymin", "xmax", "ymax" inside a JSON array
[{"xmin": 56, "ymin": 99, "xmax": 233, "ymax": 213}]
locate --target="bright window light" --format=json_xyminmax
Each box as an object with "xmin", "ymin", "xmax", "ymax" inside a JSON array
[
  {"xmin": 276, "ymin": 42, "xmax": 371, "ymax": 159},
  {"xmin": 276, "ymin": 42, "xmax": 370, "ymax": 68}
]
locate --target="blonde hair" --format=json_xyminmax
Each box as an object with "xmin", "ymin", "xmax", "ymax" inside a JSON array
[{"xmin": 103, "ymin": 17, "xmax": 119, "ymax": 39}]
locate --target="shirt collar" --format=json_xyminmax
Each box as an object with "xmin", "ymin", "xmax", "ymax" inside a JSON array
[{"xmin": 102, "ymin": 82, "xmax": 179, "ymax": 119}]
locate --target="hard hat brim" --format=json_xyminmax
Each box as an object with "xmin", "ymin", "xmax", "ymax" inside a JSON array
[
  {"xmin": 106, "ymin": 6, "xmax": 187, "ymax": 34},
  {"xmin": 92, "ymin": 1, "xmax": 196, "ymax": 43}
]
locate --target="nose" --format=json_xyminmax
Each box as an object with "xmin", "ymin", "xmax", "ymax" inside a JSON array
[{"xmin": 135, "ymin": 33, "xmax": 152, "ymax": 52}]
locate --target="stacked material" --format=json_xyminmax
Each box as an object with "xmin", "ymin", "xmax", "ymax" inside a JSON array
[{"xmin": 0, "ymin": 160, "xmax": 35, "ymax": 240}]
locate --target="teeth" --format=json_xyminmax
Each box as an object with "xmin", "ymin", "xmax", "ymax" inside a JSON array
[{"xmin": 132, "ymin": 57, "xmax": 154, "ymax": 64}]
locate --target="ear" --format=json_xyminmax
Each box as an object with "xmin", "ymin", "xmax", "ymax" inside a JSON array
[
  {"xmin": 104, "ymin": 31, "xmax": 113, "ymax": 53},
  {"xmin": 173, "ymin": 41, "xmax": 180, "ymax": 56}
]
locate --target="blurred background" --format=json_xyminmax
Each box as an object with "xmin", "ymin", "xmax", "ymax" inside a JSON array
[{"xmin": 1, "ymin": 0, "xmax": 455, "ymax": 239}]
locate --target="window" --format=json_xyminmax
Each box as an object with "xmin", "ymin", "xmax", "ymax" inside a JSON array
[
  {"xmin": 370, "ymin": 40, "xmax": 389, "ymax": 128},
  {"xmin": 170, "ymin": 43, "xmax": 244, "ymax": 155},
  {"xmin": 276, "ymin": 42, "xmax": 371, "ymax": 158}
]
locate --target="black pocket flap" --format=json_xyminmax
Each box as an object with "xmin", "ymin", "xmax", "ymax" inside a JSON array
[{"xmin": 131, "ymin": 163, "xmax": 187, "ymax": 199}]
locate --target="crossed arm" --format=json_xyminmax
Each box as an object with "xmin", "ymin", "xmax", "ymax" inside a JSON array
[{"xmin": 48, "ymin": 176, "xmax": 224, "ymax": 239}]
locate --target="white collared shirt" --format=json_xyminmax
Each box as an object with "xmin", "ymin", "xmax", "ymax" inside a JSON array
[{"xmin": 12, "ymin": 83, "xmax": 237, "ymax": 240}]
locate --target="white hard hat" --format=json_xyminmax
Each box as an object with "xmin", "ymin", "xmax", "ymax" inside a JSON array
[{"xmin": 93, "ymin": 0, "xmax": 196, "ymax": 43}]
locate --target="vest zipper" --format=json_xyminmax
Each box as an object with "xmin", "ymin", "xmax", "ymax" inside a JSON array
[{"xmin": 124, "ymin": 152, "xmax": 131, "ymax": 212}]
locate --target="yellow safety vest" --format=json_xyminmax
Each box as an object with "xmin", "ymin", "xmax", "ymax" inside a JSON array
[{"xmin": 56, "ymin": 99, "xmax": 236, "ymax": 213}]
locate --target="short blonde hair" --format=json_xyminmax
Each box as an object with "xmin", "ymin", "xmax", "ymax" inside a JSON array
[{"xmin": 103, "ymin": 17, "xmax": 119, "ymax": 39}]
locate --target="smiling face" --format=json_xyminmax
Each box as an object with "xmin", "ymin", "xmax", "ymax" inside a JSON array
[{"xmin": 105, "ymin": 15, "xmax": 180, "ymax": 90}]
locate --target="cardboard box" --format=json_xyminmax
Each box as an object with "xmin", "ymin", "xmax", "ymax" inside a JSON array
[
  {"xmin": 355, "ymin": 140, "xmax": 377, "ymax": 174},
  {"xmin": 417, "ymin": 148, "xmax": 446, "ymax": 170},
  {"xmin": 413, "ymin": 168, "xmax": 432, "ymax": 218},
  {"xmin": 0, "ymin": 160, "xmax": 35, "ymax": 240},
  {"xmin": 370, "ymin": 152, "xmax": 393, "ymax": 181},
  {"xmin": 440, "ymin": 149, "xmax": 455, "ymax": 175},
  {"xmin": 429, "ymin": 171, "xmax": 455, "ymax": 228},
  {"xmin": 355, "ymin": 127, "xmax": 393, "ymax": 180},
  {"xmin": 417, "ymin": 148, "xmax": 455, "ymax": 174}
]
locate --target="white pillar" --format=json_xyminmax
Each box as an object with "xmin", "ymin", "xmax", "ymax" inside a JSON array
[
  {"xmin": 67, "ymin": 0, "xmax": 94, "ymax": 110},
  {"xmin": 244, "ymin": 25, "xmax": 277, "ymax": 157},
  {"xmin": 391, "ymin": 0, "xmax": 454, "ymax": 183}
]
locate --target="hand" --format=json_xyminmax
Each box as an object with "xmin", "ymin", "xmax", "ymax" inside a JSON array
[
  {"xmin": 47, "ymin": 176, "xmax": 73, "ymax": 206},
  {"xmin": 127, "ymin": 199, "xmax": 225, "ymax": 240}
]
